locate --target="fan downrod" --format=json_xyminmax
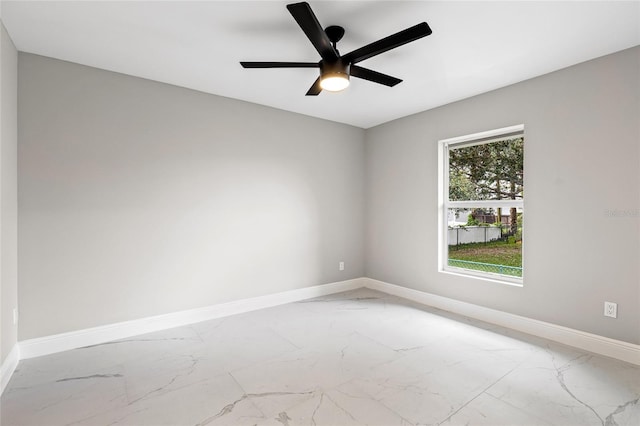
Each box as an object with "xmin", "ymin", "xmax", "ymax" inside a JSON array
[{"xmin": 325, "ymin": 25, "xmax": 345, "ymax": 48}]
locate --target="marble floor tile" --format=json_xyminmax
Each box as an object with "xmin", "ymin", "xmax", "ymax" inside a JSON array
[
  {"xmin": 348, "ymin": 336, "xmax": 521, "ymax": 425},
  {"xmin": 2, "ymin": 288, "xmax": 639, "ymax": 426},
  {"xmin": 229, "ymin": 332, "xmax": 402, "ymax": 418},
  {"xmin": 484, "ymin": 344, "xmax": 640, "ymax": 426},
  {"xmin": 1, "ymin": 363, "xmax": 128, "ymax": 425},
  {"xmin": 256, "ymin": 381, "xmax": 412, "ymax": 426},
  {"xmin": 440, "ymin": 393, "xmax": 552, "ymax": 426}
]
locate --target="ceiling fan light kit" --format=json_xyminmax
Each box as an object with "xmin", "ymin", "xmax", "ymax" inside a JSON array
[
  {"xmin": 319, "ymin": 60, "xmax": 350, "ymax": 92},
  {"xmin": 240, "ymin": 1, "xmax": 432, "ymax": 96}
]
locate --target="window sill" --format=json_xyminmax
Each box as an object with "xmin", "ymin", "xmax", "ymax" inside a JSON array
[{"xmin": 440, "ymin": 267, "xmax": 524, "ymax": 287}]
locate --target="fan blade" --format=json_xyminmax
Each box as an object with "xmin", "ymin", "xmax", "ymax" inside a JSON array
[
  {"xmin": 342, "ymin": 22, "xmax": 432, "ymax": 64},
  {"xmin": 350, "ymin": 65, "xmax": 402, "ymax": 87},
  {"xmin": 287, "ymin": 2, "xmax": 339, "ymax": 62},
  {"xmin": 241, "ymin": 62, "xmax": 319, "ymax": 68},
  {"xmin": 306, "ymin": 77, "xmax": 322, "ymax": 96}
]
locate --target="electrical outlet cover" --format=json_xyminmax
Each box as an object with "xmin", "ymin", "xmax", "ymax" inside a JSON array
[{"xmin": 604, "ymin": 302, "xmax": 617, "ymax": 318}]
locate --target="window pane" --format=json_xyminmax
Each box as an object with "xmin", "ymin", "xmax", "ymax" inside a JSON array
[
  {"xmin": 447, "ymin": 207, "xmax": 523, "ymax": 278},
  {"xmin": 449, "ymin": 138, "xmax": 523, "ymax": 201}
]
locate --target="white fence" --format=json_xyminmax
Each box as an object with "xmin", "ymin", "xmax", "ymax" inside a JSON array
[{"xmin": 448, "ymin": 226, "xmax": 501, "ymax": 245}]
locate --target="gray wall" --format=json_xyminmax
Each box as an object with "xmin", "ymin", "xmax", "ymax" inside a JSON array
[
  {"xmin": 14, "ymin": 47, "xmax": 640, "ymax": 346},
  {"xmin": 18, "ymin": 53, "xmax": 365, "ymax": 340},
  {"xmin": 1, "ymin": 20, "xmax": 18, "ymax": 363},
  {"xmin": 365, "ymin": 46, "xmax": 640, "ymax": 344}
]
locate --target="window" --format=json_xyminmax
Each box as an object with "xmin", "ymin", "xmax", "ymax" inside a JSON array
[{"xmin": 438, "ymin": 125, "xmax": 524, "ymax": 285}]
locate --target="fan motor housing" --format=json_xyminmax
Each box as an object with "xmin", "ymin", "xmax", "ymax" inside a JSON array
[{"xmin": 320, "ymin": 59, "xmax": 351, "ymax": 80}]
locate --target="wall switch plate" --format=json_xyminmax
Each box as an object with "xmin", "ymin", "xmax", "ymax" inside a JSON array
[
  {"xmin": 339, "ymin": 261, "xmax": 345, "ymax": 271},
  {"xmin": 13, "ymin": 308, "xmax": 18, "ymax": 325},
  {"xmin": 604, "ymin": 302, "xmax": 617, "ymax": 318}
]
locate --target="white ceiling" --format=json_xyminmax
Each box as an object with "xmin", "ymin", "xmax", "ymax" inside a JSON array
[{"xmin": 2, "ymin": 1, "xmax": 639, "ymax": 128}]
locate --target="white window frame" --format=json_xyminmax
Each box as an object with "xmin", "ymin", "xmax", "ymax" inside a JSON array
[{"xmin": 438, "ymin": 124, "xmax": 524, "ymax": 286}]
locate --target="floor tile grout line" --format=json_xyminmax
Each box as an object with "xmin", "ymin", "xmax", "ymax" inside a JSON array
[
  {"xmin": 226, "ymin": 371, "xmax": 268, "ymax": 422},
  {"xmin": 264, "ymin": 324, "xmax": 304, "ymax": 352},
  {"xmin": 328, "ymin": 378, "xmax": 417, "ymax": 425},
  {"xmin": 482, "ymin": 392, "xmax": 555, "ymax": 426},
  {"xmin": 434, "ymin": 365, "xmax": 519, "ymax": 425}
]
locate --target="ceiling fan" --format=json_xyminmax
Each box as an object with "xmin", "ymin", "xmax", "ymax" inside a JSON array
[{"xmin": 240, "ymin": 2, "xmax": 432, "ymax": 96}]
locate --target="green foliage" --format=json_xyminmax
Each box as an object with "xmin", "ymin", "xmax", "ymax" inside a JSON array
[
  {"xmin": 448, "ymin": 138, "xmax": 524, "ymax": 201},
  {"xmin": 449, "ymin": 169, "xmax": 477, "ymax": 201}
]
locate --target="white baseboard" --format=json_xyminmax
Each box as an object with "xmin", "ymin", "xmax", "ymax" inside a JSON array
[
  {"xmin": 1, "ymin": 344, "xmax": 20, "ymax": 395},
  {"xmin": 364, "ymin": 278, "xmax": 640, "ymax": 366},
  {"xmin": 19, "ymin": 278, "xmax": 364, "ymax": 360}
]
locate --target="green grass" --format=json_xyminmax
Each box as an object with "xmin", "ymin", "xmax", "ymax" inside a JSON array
[
  {"xmin": 448, "ymin": 240, "xmax": 522, "ymax": 277},
  {"xmin": 449, "ymin": 240, "xmax": 522, "ymax": 266}
]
